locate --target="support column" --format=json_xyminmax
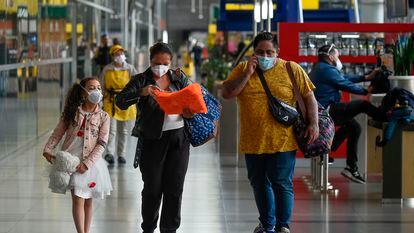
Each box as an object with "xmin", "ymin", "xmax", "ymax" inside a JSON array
[
  {"xmin": 253, "ymin": 0, "xmax": 257, "ymax": 36},
  {"xmin": 94, "ymin": 0, "xmax": 102, "ymax": 41},
  {"xmin": 71, "ymin": 1, "xmax": 77, "ymax": 81},
  {"xmin": 121, "ymin": 0, "xmax": 129, "ymax": 51},
  {"xmin": 360, "ymin": 0, "xmax": 384, "ymax": 23},
  {"xmin": 131, "ymin": 9, "xmax": 137, "ymax": 66},
  {"xmin": 148, "ymin": 7, "xmax": 154, "ymax": 46},
  {"xmin": 104, "ymin": 0, "xmax": 109, "ymax": 34}
]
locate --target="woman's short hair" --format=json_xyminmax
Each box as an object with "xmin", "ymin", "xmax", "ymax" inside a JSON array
[
  {"xmin": 150, "ymin": 42, "xmax": 173, "ymax": 60},
  {"xmin": 253, "ymin": 32, "xmax": 278, "ymax": 50}
]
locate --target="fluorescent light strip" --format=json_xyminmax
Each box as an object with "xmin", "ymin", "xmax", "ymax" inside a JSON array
[
  {"xmin": 309, "ymin": 34, "xmax": 327, "ymax": 39},
  {"xmin": 341, "ymin": 34, "xmax": 360, "ymax": 39}
]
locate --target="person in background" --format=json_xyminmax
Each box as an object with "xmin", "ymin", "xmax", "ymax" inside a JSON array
[
  {"xmin": 236, "ymin": 40, "xmax": 247, "ymax": 58},
  {"xmin": 0, "ymin": 34, "xmax": 7, "ymax": 97},
  {"xmin": 222, "ymin": 32, "xmax": 319, "ymax": 233},
  {"xmin": 115, "ymin": 42, "xmax": 194, "ymax": 233},
  {"xmin": 101, "ymin": 45, "xmax": 138, "ymax": 165},
  {"xmin": 112, "ymin": 37, "xmax": 130, "ymax": 61},
  {"xmin": 310, "ymin": 44, "xmax": 386, "ymax": 184},
  {"xmin": 94, "ymin": 34, "xmax": 111, "ymax": 73},
  {"xmin": 191, "ymin": 41, "xmax": 203, "ymax": 82},
  {"xmin": 178, "ymin": 43, "xmax": 194, "ymax": 80},
  {"xmin": 76, "ymin": 39, "xmax": 87, "ymax": 79},
  {"xmin": 112, "ymin": 37, "xmax": 120, "ymax": 46}
]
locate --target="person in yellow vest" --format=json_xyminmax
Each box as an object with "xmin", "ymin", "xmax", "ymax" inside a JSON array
[{"xmin": 101, "ymin": 45, "xmax": 138, "ymax": 164}]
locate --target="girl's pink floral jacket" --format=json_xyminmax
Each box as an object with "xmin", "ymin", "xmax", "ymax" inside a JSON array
[{"xmin": 43, "ymin": 106, "xmax": 110, "ymax": 169}]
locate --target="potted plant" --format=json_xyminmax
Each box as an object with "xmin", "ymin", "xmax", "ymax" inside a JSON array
[
  {"xmin": 389, "ymin": 33, "xmax": 414, "ymax": 93},
  {"xmin": 200, "ymin": 57, "xmax": 231, "ymax": 94}
]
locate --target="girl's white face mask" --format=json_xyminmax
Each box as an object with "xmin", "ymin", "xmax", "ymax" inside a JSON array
[
  {"xmin": 151, "ymin": 65, "xmax": 169, "ymax": 77},
  {"xmin": 81, "ymin": 86, "xmax": 103, "ymax": 104}
]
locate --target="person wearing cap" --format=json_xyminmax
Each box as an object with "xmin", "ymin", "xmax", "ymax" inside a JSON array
[
  {"xmin": 309, "ymin": 44, "xmax": 385, "ymax": 184},
  {"xmin": 101, "ymin": 44, "xmax": 138, "ymax": 164}
]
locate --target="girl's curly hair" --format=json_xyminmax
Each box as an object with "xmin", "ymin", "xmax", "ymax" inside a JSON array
[{"xmin": 62, "ymin": 77, "xmax": 98, "ymax": 127}]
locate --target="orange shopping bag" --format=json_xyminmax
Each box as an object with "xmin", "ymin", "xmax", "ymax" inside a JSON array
[{"xmin": 154, "ymin": 83, "xmax": 207, "ymax": 115}]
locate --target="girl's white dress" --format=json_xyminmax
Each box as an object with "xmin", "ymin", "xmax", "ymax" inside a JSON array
[{"xmin": 66, "ymin": 112, "xmax": 112, "ymax": 199}]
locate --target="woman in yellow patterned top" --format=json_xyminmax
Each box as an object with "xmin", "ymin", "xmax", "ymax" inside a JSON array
[
  {"xmin": 100, "ymin": 45, "xmax": 138, "ymax": 164},
  {"xmin": 222, "ymin": 32, "xmax": 319, "ymax": 233}
]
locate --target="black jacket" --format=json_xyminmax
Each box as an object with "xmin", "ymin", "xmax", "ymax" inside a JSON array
[
  {"xmin": 94, "ymin": 46, "xmax": 111, "ymax": 69},
  {"xmin": 115, "ymin": 67, "xmax": 191, "ymax": 140},
  {"xmin": 380, "ymin": 87, "xmax": 414, "ymax": 113}
]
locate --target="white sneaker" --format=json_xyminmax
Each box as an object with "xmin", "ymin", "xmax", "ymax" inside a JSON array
[{"xmin": 278, "ymin": 227, "xmax": 290, "ymax": 233}]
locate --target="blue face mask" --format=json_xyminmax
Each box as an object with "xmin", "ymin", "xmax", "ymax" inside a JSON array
[{"xmin": 257, "ymin": 56, "xmax": 276, "ymax": 71}]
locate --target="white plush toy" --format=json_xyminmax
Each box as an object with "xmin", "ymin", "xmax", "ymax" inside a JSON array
[{"xmin": 49, "ymin": 151, "xmax": 80, "ymax": 194}]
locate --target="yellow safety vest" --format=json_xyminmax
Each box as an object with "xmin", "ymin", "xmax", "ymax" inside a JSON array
[{"xmin": 103, "ymin": 69, "xmax": 137, "ymax": 121}]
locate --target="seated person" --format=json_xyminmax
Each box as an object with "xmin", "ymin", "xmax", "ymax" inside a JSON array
[{"xmin": 310, "ymin": 44, "xmax": 386, "ymax": 184}]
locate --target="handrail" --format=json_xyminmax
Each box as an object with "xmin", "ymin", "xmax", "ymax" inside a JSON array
[
  {"xmin": 0, "ymin": 57, "xmax": 73, "ymax": 72},
  {"xmin": 231, "ymin": 41, "xmax": 254, "ymax": 69},
  {"xmin": 75, "ymin": 0, "xmax": 115, "ymax": 14}
]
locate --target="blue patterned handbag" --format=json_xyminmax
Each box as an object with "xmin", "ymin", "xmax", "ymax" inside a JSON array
[{"xmin": 186, "ymin": 86, "xmax": 222, "ymax": 147}]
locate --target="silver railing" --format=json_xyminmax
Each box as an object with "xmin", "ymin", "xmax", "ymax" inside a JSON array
[
  {"xmin": 0, "ymin": 58, "xmax": 73, "ymax": 72},
  {"xmin": 302, "ymin": 154, "xmax": 338, "ymax": 194}
]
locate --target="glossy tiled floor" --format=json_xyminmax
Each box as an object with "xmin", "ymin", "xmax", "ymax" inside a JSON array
[{"xmin": 1, "ymin": 133, "xmax": 414, "ymax": 233}]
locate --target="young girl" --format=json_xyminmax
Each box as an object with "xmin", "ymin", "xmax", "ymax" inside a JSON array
[{"xmin": 43, "ymin": 77, "xmax": 112, "ymax": 233}]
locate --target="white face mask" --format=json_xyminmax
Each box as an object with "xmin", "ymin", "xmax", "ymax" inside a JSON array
[
  {"xmin": 114, "ymin": 54, "xmax": 126, "ymax": 64},
  {"xmin": 151, "ymin": 65, "xmax": 169, "ymax": 77},
  {"xmin": 87, "ymin": 89, "xmax": 103, "ymax": 104},
  {"xmin": 81, "ymin": 86, "xmax": 103, "ymax": 104},
  {"xmin": 335, "ymin": 58, "xmax": 343, "ymax": 71}
]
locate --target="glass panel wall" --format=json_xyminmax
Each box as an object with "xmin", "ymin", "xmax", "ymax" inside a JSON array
[
  {"xmin": 0, "ymin": 0, "xmax": 72, "ymax": 158},
  {"xmin": 0, "ymin": 0, "xmax": 169, "ymax": 158},
  {"xmin": 0, "ymin": 61, "xmax": 71, "ymax": 158}
]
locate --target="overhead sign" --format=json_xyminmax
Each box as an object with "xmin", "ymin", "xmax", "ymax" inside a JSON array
[
  {"xmin": 302, "ymin": 0, "xmax": 319, "ymax": 10},
  {"xmin": 224, "ymin": 3, "xmax": 276, "ymax": 11},
  {"xmin": 217, "ymin": 0, "xmax": 282, "ymax": 31}
]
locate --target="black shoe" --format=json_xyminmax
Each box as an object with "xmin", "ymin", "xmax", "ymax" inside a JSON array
[
  {"xmin": 341, "ymin": 166, "xmax": 366, "ymax": 184},
  {"xmin": 254, "ymin": 223, "xmax": 275, "ymax": 233},
  {"xmin": 253, "ymin": 223, "xmax": 265, "ymax": 233},
  {"xmin": 104, "ymin": 154, "xmax": 115, "ymax": 164},
  {"xmin": 117, "ymin": 156, "xmax": 126, "ymax": 164}
]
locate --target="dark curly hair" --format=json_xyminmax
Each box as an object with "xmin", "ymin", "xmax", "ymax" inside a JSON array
[
  {"xmin": 149, "ymin": 42, "xmax": 173, "ymax": 61},
  {"xmin": 62, "ymin": 77, "xmax": 98, "ymax": 127},
  {"xmin": 253, "ymin": 31, "xmax": 278, "ymax": 50}
]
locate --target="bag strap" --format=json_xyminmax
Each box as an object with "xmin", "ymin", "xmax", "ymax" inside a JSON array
[
  {"xmin": 286, "ymin": 62, "xmax": 307, "ymax": 121},
  {"xmin": 256, "ymin": 68, "xmax": 275, "ymax": 100}
]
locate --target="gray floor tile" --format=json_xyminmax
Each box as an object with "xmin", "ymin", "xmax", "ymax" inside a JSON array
[{"xmin": 1, "ymin": 127, "xmax": 414, "ymax": 233}]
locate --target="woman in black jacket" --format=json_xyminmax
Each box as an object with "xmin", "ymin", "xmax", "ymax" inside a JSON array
[{"xmin": 115, "ymin": 42, "xmax": 194, "ymax": 233}]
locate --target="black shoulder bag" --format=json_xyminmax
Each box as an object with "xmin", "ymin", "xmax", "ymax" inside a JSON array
[{"xmin": 256, "ymin": 68, "xmax": 299, "ymax": 126}]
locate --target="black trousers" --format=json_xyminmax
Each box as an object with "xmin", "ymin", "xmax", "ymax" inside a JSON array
[
  {"xmin": 329, "ymin": 100, "xmax": 386, "ymax": 168},
  {"xmin": 139, "ymin": 128, "xmax": 190, "ymax": 233}
]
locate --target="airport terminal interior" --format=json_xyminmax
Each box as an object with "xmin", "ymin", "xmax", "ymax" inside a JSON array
[{"xmin": 1, "ymin": 0, "xmax": 414, "ymax": 233}]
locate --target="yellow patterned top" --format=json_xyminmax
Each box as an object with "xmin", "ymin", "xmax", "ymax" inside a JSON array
[{"xmin": 224, "ymin": 59, "xmax": 315, "ymax": 154}]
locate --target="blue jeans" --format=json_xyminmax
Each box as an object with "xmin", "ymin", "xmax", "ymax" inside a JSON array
[{"xmin": 245, "ymin": 151, "xmax": 296, "ymax": 231}]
